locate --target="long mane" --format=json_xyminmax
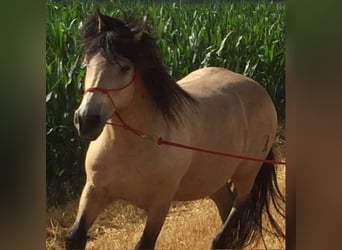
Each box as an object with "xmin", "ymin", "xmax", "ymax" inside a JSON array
[{"xmin": 81, "ymin": 11, "xmax": 197, "ymax": 124}]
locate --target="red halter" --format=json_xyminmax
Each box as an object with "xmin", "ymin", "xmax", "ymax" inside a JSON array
[{"xmin": 82, "ymin": 67, "xmax": 140, "ymax": 119}]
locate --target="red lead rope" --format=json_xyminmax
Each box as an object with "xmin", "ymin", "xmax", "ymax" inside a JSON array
[
  {"xmin": 108, "ymin": 112, "xmax": 286, "ymax": 166},
  {"xmin": 157, "ymin": 138, "xmax": 286, "ymax": 165}
]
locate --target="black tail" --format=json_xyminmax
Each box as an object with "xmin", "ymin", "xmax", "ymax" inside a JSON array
[{"xmin": 228, "ymin": 150, "xmax": 286, "ymax": 249}]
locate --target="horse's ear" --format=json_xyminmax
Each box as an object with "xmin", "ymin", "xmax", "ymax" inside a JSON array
[
  {"xmin": 95, "ymin": 8, "xmax": 105, "ymax": 32},
  {"xmin": 132, "ymin": 16, "xmax": 147, "ymax": 40}
]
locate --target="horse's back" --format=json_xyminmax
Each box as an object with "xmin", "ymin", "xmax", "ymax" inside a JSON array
[
  {"xmin": 178, "ymin": 67, "xmax": 276, "ymax": 127},
  {"xmin": 179, "ymin": 67, "xmax": 266, "ymax": 99}
]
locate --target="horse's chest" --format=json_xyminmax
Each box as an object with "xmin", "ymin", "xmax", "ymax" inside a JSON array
[{"xmin": 87, "ymin": 147, "xmax": 189, "ymax": 209}]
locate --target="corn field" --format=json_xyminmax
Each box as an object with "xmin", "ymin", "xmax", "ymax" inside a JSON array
[{"xmin": 46, "ymin": 0, "xmax": 285, "ymax": 206}]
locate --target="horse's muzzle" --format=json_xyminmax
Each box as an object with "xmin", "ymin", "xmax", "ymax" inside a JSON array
[{"xmin": 74, "ymin": 110, "xmax": 103, "ymax": 140}]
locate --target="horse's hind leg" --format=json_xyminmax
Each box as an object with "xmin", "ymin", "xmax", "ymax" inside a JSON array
[
  {"xmin": 65, "ymin": 183, "xmax": 110, "ymax": 249},
  {"xmin": 211, "ymin": 164, "xmax": 261, "ymax": 249},
  {"xmin": 211, "ymin": 197, "xmax": 249, "ymax": 249},
  {"xmin": 210, "ymin": 182, "xmax": 235, "ymax": 223}
]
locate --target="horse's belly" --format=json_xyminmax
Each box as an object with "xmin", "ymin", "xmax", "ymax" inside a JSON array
[{"xmin": 173, "ymin": 157, "xmax": 239, "ymax": 201}]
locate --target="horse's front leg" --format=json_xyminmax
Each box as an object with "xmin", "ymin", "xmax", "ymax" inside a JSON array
[
  {"xmin": 135, "ymin": 199, "xmax": 172, "ymax": 250},
  {"xmin": 65, "ymin": 183, "xmax": 110, "ymax": 250}
]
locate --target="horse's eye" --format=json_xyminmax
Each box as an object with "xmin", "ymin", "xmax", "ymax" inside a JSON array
[{"xmin": 120, "ymin": 65, "xmax": 130, "ymax": 73}]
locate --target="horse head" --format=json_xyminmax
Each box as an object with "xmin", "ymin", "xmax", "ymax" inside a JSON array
[{"xmin": 74, "ymin": 10, "xmax": 147, "ymax": 140}]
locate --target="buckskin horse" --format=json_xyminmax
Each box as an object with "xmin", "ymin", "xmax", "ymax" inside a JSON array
[{"xmin": 66, "ymin": 9, "xmax": 285, "ymax": 250}]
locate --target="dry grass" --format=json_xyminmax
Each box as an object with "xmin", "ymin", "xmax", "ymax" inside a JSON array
[{"xmin": 46, "ymin": 164, "xmax": 285, "ymax": 250}]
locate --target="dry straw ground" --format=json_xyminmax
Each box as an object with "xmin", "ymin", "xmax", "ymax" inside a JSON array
[{"xmin": 46, "ymin": 138, "xmax": 285, "ymax": 250}]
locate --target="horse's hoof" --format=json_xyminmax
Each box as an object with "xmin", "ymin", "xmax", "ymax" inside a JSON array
[
  {"xmin": 211, "ymin": 233, "xmax": 227, "ymax": 249},
  {"xmin": 65, "ymin": 231, "xmax": 87, "ymax": 250}
]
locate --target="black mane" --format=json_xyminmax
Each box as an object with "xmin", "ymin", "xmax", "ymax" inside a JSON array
[{"xmin": 81, "ymin": 10, "xmax": 197, "ymax": 124}]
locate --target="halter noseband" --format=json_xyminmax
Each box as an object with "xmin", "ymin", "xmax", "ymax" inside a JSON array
[{"xmin": 82, "ymin": 68, "xmax": 137, "ymax": 121}]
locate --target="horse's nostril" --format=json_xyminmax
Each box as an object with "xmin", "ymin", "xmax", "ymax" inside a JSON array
[
  {"xmin": 73, "ymin": 112, "xmax": 103, "ymax": 139},
  {"xmin": 86, "ymin": 114, "xmax": 101, "ymax": 128}
]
